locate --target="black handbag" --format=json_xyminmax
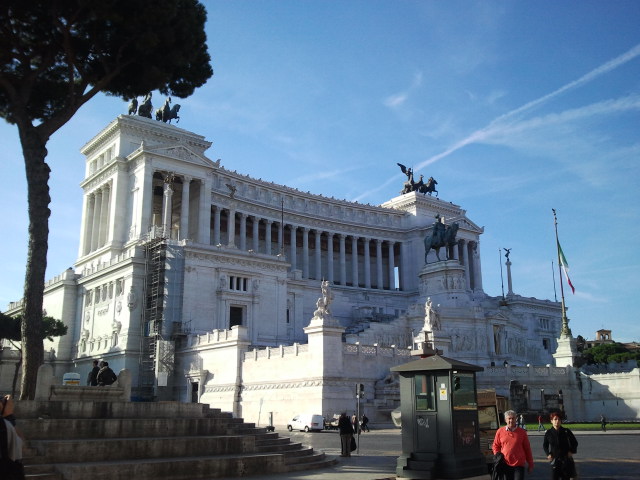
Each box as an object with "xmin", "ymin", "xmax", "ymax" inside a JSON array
[{"xmin": 350, "ymin": 436, "xmax": 357, "ymax": 452}]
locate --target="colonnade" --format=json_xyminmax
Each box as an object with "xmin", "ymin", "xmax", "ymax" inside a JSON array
[
  {"xmin": 211, "ymin": 205, "xmax": 400, "ymax": 290},
  {"xmin": 81, "ymin": 181, "xmax": 112, "ymax": 255}
]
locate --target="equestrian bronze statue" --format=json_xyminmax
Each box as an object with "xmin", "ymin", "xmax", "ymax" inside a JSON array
[{"xmin": 424, "ymin": 219, "xmax": 459, "ymax": 263}]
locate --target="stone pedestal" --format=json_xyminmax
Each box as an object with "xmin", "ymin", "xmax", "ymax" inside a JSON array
[
  {"xmin": 418, "ymin": 260, "xmax": 469, "ymax": 303},
  {"xmin": 553, "ymin": 334, "xmax": 578, "ymax": 368}
]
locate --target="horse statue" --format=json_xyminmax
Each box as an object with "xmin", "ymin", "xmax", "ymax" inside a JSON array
[
  {"xmin": 418, "ymin": 176, "xmax": 438, "ymax": 196},
  {"xmin": 127, "ymin": 98, "xmax": 138, "ymax": 115},
  {"xmin": 424, "ymin": 222, "xmax": 459, "ymax": 263},
  {"xmin": 155, "ymin": 98, "xmax": 181, "ymax": 123},
  {"xmin": 397, "ymin": 163, "xmax": 415, "ymax": 194},
  {"xmin": 137, "ymin": 92, "xmax": 153, "ymax": 118}
]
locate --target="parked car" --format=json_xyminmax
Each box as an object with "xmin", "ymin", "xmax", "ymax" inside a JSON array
[
  {"xmin": 325, "ymin": 414, "xmax": 340, "ymax": 430},
  {"xmin": 287, "ymin": 414, "xmax": 324, "ymax": 432}
]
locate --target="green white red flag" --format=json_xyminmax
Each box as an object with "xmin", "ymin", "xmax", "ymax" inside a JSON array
[{"xmin": 557, "ymin": 242, "xmax": 575, "ymax": 294}]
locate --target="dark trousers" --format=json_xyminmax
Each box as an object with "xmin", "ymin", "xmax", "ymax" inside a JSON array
[
  {"xmin": 503, "ymin": 465, "xmax": 525, "ymax": 480},
  {"xmin": 340, "ymin": 434, "xmax": 352, "ymax": 456}
]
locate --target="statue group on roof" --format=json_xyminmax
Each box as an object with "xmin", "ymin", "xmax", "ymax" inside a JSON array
[{"xmin": 397, "ymin": 163, "xmax": 438, "ymax": 196}]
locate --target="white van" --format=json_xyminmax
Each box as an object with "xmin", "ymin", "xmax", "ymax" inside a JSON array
[{"xmin": 286, "ymin": 414, "xmax": 324, "ymax": 432}]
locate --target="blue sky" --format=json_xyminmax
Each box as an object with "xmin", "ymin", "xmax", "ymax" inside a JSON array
[{"xmin": 1, "ymin": 1, "xmax": 639, "ymax": 342}]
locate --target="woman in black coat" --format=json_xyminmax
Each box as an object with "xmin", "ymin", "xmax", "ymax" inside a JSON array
[{"xmin": 542, "ymin": 412, "xmax": 578, "ymax": 480}]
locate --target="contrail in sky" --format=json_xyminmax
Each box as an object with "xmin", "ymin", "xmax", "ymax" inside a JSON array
[{"xmin": 353, "ymin": 43, "xmax": 640, "ymax": 202}]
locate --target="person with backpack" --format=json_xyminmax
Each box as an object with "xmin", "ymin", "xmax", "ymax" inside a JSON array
[{"xmin": 96, "ymin": 361, "xmax": 118, "ymax": 386}]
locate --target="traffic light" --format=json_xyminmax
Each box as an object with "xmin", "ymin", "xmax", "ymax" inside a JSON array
[
  {"xmin": 453, "ymin": 376, "xmax": 461, "ymax": 391},
  {"xmin": 356, "ymin": 383, "xmax": 364, "ymax": 398}
]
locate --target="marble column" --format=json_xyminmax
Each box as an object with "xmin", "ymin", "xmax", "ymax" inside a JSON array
[
  {"xmin": 252, "ymin": 216, "xmax": 260, "ymax": 252},
  {"xmin": 180, "ymin": 176, "xmax": 191, "ymax": 240},
  {"xmin": 462, "ymin": 240, "xmax": 471, "ymax": 289},
  {"xmin": 351, "ymin": 236, "xmax": 359, "ymax": 288},
  {"xmin": 339, "ymin": 234, "xmax": 346, "ymax": 285},
  {"xmin": 289, "ymin": 225, "xmax": 297, "ymax": 270},
  {"xmin": 100, "ymin": 184, "xmax": 111, "ymax": 247},
  {"xmin": 363, "ymin": 237, "xmax": 371, "ymax": 289},
  {"xmin": 327, "ymin": 232, "xmax": 334, "ymax": 283},
  {"xmin": 239, "ymin": 212, "xmax": 247, "ymax": 250},
  {"xmin": 277, "ymin": 222, "xmax": 283, "ymax": 255},
  {"xmin": 91, "ymin": 189, "xmax": 102, "ymax": 251},
  {"xmin": 474, "ymin": 241, "xmax": 483, "ymax": 291},
  {"xmin": 197, "ymin": 178, "xmax": 211, "ymax": 245},
  {"xmin": 82, "ymin": 193, "xmax": 95, "ymax": 255},
  {"xmin": 213, "ymin": 206, "xmax": 221, "ymax": 245},
  {"xmin": 302, "ymin": 227, "xmax": 310, "ymax": 278},
  {"xmin": 387, "ymin": 241, "xmax": 395, "ymax": 290},
  {"xmin": 315, "ymin": 230, "xmax": 322, "ymax": 280},
  {"xmin": 375, "ymin": 239, "xmax": 383, "ymax": 289},
  {"xmin": 162, "ymin": 182, "xmax": 173, "ymax": 237},
  {"xmin": 265, "ymin": 220, "xmax": 272, "ymax": 255},
  {"xmin": 227, "ymin": 208, "xmax": 236, "ymax": 247}
]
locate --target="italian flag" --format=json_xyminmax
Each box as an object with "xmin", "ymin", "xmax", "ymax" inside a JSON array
[{"xmin": 557, "ymin": 242, "xmax": 575, "ymax": 294}]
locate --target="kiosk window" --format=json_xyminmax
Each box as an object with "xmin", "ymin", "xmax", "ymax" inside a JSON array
[
  {"xmin": 415, "ymin": 374, "xmax": 436, "ymax": 411},
  {"xmin": 452, "ymin": 372, "xmax": 477, "ymax": 410}
]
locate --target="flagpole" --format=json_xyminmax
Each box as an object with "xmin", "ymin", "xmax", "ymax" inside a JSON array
[{"xmin": 552, "ymin": 208, "xmax": 571, "ymax": 336}]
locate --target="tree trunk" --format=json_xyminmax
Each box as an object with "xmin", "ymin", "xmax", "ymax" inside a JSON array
[
  {"xmin": 18, "ymin": 125, "xmax": 50, "ymax": 400},
  {"xmin": 11, "ymin": 351, "xmax": 22, "ymax": 398}
]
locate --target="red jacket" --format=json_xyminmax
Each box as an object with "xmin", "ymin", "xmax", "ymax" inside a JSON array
[{"xmin": 492, "ymin": 426, "xmax": 534, "ymax": 468}]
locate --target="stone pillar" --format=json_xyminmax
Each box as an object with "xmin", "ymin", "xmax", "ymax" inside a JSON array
[
  {"xmin": 82, "ymin": 193, "xmax": 95, "ymax": 255},
  {"xmin": 213, "ymin": 206, "xmax": 221, "ymax": 245},
  {"xmin": 162, "ymin": 181, "xmax": 173, "ymax": 236},
  {"xmin": 376, "ymin": 239, "xmax": 383, "ymax": 289},
  {"xmin": 327, "ymin": 232, "xmax": 334, "ymax": 283},
  {"xmin": 180, "ymin": 176, "xmax": 191, "ymax": 240},
  {"xmin": 265, "ymin": 220, "xmax": 272, "ymax": 254},
  {"xmin": 339, "ymin": 234, "xmax": 346, "ymax": 285},
  {"xmin": 227, "ymin": 208, "xmax": 236, "ymax": 247},
  {"xmin": 197, "ymin": 178, "xmax": 211, "ymax": 245},
  {"xmin": 315, "ymin": 230, "xmax": 322, "ymax": 280},
  {"xmin": 239, "ymin": 212, "xmax": 247, "ymax": 250},
  {"xmin": 100, "ymin": 183, "xmax": 111, "ymax": 247},
  {"xmin": 91, "ymin": 189, "xmax": 102, "ymax": 251},
  {"xmin": 363, "ymin": 237, "xmax": 371, "ymax": 289},
  {"xmin": 252, "ymin": 216, "xmax": 260, "ymax": 252},
  {"xmin": 351, "ymin": 236, "xmax": 359, "ymax": 288},
  {"xmin": 289, "ymin": 225, "xmax": 297, "ymax": 270},
  {"xmin": 462, "ymin": 240, "xmax": 471, "ymax": 290},
  {"xmin": 277, "ymin": 221, "xmax": 284, "ymax": 255},
  {"xmin": 474, "ymin": 241, "xmax": 483, "ymax": 291},
  {"xmin": 302, "ymin": 227, "xmax": 310, "ymax": 278},
  {"xmin": 506, "ymin": 259, "xmax": 513, "ymax": 296},
  {"xmin": 388, "ymin": 241, "xmax": 396, "ymax": 290},
  {"xmin": 140, "ymin": 166, "xmax": 154, "ymax": 236}
]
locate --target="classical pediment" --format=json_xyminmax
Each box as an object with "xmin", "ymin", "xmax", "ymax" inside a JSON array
[{"xmin": 145, "ymin": 144, "xmax": 219, "ymax": 168}]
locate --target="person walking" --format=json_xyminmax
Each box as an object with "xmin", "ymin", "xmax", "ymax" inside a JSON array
[
  {"xmin": 600, "ymin": 414, "xmax": 607, "ymax": 432},
  {"xmin": 492, "ymin": 409, "xmax": 534, "ymax": 480},
  {"xmin": 338, "ymin": 412, "xmax": 354, "ymax": 457},
  {"xmin": 361, "ymin": 414, "xmax": 370, "ymax": 432},
  {"xmin": 537, "ymin": 414, "xmax": 546, "ymax": 432},
  {"xmin": 86, "ymin": 360, "xmax": 100, "ymax": 386},
  {"xmin": 96, "ymin": 361, "xmax": 118, "ymax": 386},
  {"xmin": 543, "ymin": 411, "xmax": 578, "ymax": 480}
]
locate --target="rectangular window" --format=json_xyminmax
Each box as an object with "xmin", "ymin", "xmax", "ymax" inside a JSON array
[
  {"xmin": 452, "ymin": 372, "xmax": 477, "ymax": 411},
  {"xmin": 228, "ymin": 276, "xmax": 249, "ymax": 291},
  {"xmin": 415, "ymin": 374, "xmax": 436, "ymax": 411}
]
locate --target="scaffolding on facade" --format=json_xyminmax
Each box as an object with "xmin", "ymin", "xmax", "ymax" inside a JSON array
[{"xmin": 139, "ymin": 229, "xmax": 168, "ymax": 400}]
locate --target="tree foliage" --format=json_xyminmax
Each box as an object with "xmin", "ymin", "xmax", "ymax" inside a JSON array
[
  {"xmin": 582, "ymin": 342, "xmax": 639, "ymax": 366},
  {"xmin": 0, "ymin": 1, "xmax": 212, "ymax": 399},
  {"xmin": 0, "ymin": 312, "xmax": 68, "ymax": 342}
]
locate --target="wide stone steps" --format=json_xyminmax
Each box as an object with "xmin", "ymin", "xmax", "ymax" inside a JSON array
[{"xmin": 16, "ymin": 400, "xmax": 336, "ymax": 479}]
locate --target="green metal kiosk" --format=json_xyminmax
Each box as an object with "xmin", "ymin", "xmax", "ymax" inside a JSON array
[{"xmin": 391, "ymin": 352, "xmax": 488, "ymax": 479}]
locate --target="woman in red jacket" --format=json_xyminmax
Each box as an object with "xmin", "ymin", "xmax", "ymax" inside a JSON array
[{"xmin": 493, "ymin": 410, "xmax": 534, "ymax": 480}]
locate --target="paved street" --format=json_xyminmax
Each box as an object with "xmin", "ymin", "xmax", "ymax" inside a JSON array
[{"xmin": 233, "ymin": 428, "xmax": 640, "ymax": 480}]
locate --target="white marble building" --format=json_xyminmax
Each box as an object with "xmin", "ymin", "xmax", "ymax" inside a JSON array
[{"xmin": 5, "ymin": 114, "xmax": 635, "ymax": 422}]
